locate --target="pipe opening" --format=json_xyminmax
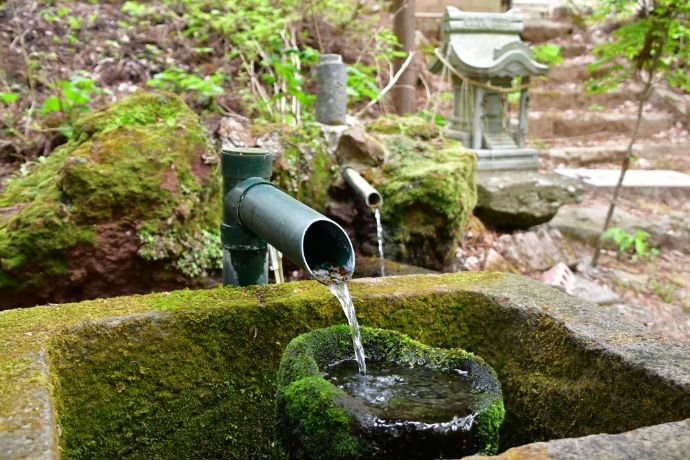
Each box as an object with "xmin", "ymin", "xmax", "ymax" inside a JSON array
[
  {"xmin": 303, "ymin": 220, "xmax": 354, "ymax": 284},
  {"xmin": 366, "ymin": 192, "xmax": 382, "ymax": 208}
]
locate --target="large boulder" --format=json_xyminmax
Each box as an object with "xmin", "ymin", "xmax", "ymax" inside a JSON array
[
  {"xmin": 374, "ymin": 135, "xmax": 477, "ymax": 271},
  {"xmin": 475, "ymin": 171, "xmax": 582, "ymax": 230},
  {"xmin": 0, "ymin": 92, "xmax": 220, "ymax": 309}
]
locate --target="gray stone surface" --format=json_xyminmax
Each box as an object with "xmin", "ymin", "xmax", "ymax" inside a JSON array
[
  {"xmin": 556, "ymin": 168, "xmax": 690, "ymax": 189},
  {"xmin": 545, "ymin": 143, "xmax": 690, "ymax": 166},
  {"xmin": 315, "ymin": 54, "xmax": 347, "ymax": 125},
  {"xmin": 218, "ymin": 117, "xmax": 252, "ymax": 148},
  {"xmin": 465, "ymin": 419, "xmax": 690, "ymax": 460},
  {"xmin": 475, "ymin": 171, "xmax": 582, "ymax": 229},
  {"xmin": 571, "ymin": 275, "xmax": 621, "ymax": 305},
  {"xmin": 0, "ymin": 350, "xmax": 56, "ymax": 460}
]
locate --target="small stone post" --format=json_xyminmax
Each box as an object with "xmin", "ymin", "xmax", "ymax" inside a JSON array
[{"xmin": 315, "ymin": 54, "xmax": 347, "ymax": 125}]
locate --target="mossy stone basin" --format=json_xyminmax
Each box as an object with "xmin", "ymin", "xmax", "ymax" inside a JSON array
[{"xmin": 276, "ymin": 325, "xmax": 504, "ymax": 459}]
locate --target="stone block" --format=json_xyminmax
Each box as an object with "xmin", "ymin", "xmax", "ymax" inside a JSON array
[{"xmin": 475, "ymin": 171, "xmax": 582, "ymax": 229}]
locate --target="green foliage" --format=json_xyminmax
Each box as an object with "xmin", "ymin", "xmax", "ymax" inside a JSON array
[
  {"xmin": 602, "ymin": 227, "xmax": 659, "ymax": 261},
  {"xmin": 587, "ymin": 0, "xmax": 690, "ymax": 94},
  {"xmin": 0, "ymin": 92, "xmax": 18, "ymax": 104},
  {"xmin": 345, "ymin": 28, "xmax": 407, "ymax": 107},
  {"xmin": 532, "ymin": 43, "xmax": 563, "ymax": 66},
  {"xmin": 40, "ymin": 71, "xmax": 100, "ymax": 137},
  {"xmin": 121, "ymin": 0, "xmax": 159, "ymax": 17},
  {"xmin": 347, "ymin": 64, "xmax": 380, "ymax": 103},
  {"xmin": 147, "ymin": 67, "xmax": 225, "ymax": 101},
  {"xmin": 256, "ymin": 45, "xmax": 318, "ymax": 125}
]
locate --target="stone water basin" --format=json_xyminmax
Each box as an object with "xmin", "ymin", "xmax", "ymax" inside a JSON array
[
  {"xmin": 1, "ymin": 273, "xmax": 689, "ymax": 458},
  {"xmin": 276, "ymin": 325, "xmax": 504, "ymax": 459}
]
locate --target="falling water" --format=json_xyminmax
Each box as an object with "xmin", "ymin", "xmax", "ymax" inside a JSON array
[
  {"xmin": 374, "ymin": 208, "xmax": 385, "ymax": 277},
  {"xmin": 328, "ymin": 283, "xmax": 367, "ymax": 374}
]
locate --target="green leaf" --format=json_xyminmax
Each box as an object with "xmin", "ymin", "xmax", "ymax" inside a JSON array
[
  {"xmin": 0, "ymin": 92, "xmax": 18, "ymax": 104},
  {"xmin": 41, "ymin": 96, "xmax": 61, "ymax": 114}
]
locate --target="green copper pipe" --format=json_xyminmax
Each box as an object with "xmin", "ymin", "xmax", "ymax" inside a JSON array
[
  {"xmin": 221, "ymin": 147, "xmax": 355, "ymax": 286},
  {"xmin": 226, "ymin": 177, "xmax": 354, "ymax": 285},
  {"xmin": 221, "ymin": 148, "xmax": 273, "ymax": 286}
]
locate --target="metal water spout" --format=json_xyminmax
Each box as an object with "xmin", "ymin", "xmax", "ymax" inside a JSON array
[
  {"xmin": 343, "ymin": 167, "xmax": 382, "ymax": 209},
  {"xmin": 221, "ymin": 148, "xmax": 355, "ymax": 287}
]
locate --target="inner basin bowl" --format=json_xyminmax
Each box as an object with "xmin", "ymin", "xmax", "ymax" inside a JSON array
[{"xmin": 275, "ymin": 325, "xmax": 505, "ymax": 460}]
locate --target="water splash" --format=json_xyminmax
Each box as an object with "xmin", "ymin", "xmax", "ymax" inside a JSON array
[
  {"xmin": 374, "ymin": 208, "xmax": 385, "ymax": 277},
  {"xmin": 328, "ymin": 283, "xmax": 367, "ymax": 374}
]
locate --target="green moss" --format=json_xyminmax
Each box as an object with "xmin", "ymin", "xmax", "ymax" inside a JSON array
[
  {"xmin": 476, "ymin": 398, "xmax": 506, "ymax": 454},
  {"xmin": 368, "ymin": 114, "xmax": 440, "ymax": 139},
  {"xmin": 374, "ymin": 135, "xmax": 477, "ymax": 270},
  {"xmin": 282, "ymin": 376, "xmax": 359, "ymax": 459},
  {"xmin": 0, "ymin": 91, "xmax": 221, "ymax": 292}
]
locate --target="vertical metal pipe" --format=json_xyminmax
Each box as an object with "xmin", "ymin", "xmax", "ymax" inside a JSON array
[{"xmin": 221, "ymin": 148, "xmax": 273, "ymax": 286}]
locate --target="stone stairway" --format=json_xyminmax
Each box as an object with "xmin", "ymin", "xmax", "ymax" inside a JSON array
[{"xmin": 521, "ymin": 17, "xmax": 690, "ymax": 173}]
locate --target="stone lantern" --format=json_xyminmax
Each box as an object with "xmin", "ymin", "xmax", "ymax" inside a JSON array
[{"xmin": 430, "ymin": 7, "xmax": 548, "ymax": 170}]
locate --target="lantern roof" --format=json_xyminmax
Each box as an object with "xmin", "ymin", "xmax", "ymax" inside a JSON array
[{"xmin": 429, "ymin": 7, "xmax": 548, "ymax": 80}]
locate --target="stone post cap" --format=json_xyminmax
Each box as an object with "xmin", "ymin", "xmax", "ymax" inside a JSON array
[{"xmin": 319, "ymin": 54, "xmax": 343, "ymax": 64}]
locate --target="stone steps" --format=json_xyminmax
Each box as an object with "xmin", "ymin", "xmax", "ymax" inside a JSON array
[
  {"xmin": 555, "ymin": 168, "xmax": 690, "ymax": 200},
  {"xmin": 527, "ymin": 111, "xmax": 675, "ymax": 139},
  {"xmin": 544, "ymin": 143, "xmax": 690, "ymax": 165},
  {"xmin": 543, "ymin": 60, "xmax": 611, "ymax": 85},
  {"xmin": 530, "ymin": 88, "xmax": 639, "ymax": 111}
]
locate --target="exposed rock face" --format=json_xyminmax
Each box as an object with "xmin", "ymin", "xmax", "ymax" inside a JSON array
[
  {"xmin": 475, "ymin": 171, "xmax": 582, "ymax": 230},
  {"xmin": 336, "ymin": 125, "xmax": 385, "ymax": 167},
  {"xmin": 497, "ymin": 226, "xmax": 578, "ymax": 272},
  {"xmin": 374, "ymin": 135, "xmax": 477, "ymax": 271},
  {"xmin": 0, "ymin": 92, "xmax": 220, "ymax": 309}
]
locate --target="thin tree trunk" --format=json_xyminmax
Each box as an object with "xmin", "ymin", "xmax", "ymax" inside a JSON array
[
  {"xmin": 591, "ymin": 78, "xmax": 653, "ymax": 266},
  {"xmin": 391, "ymin": 0, "xmax": 416, "ymax": 114}
]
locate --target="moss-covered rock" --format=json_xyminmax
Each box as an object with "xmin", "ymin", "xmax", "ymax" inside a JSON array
[
  {"xmin": 0, "ymin": 91, "xmax": 221, "ymax": 308},
  {"xmin": 276, "ymin": 325, "xmax": 504, "ymax": 459},
  {"xmin": 368, "ymin": 114, "xmax": 441, "ymax": 140},
  {"xmin": 373, "ymin": 134, "xmax": 477, "ymax": 270}
]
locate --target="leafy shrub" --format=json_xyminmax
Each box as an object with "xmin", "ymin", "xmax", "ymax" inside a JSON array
[
  {"xmin": 602, "ymin": 227, "xmax": 659, "ymax": 261},
  {"xmin": 40, "ymin": 71, "xmax": 100, "ymax": 137}
]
